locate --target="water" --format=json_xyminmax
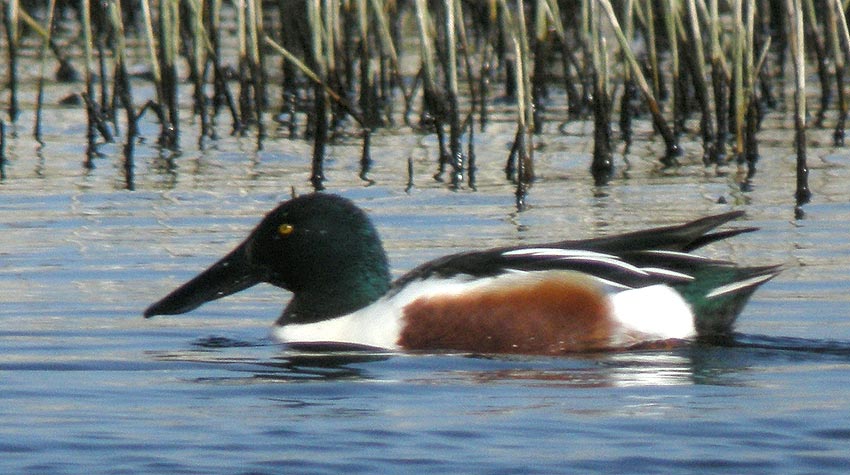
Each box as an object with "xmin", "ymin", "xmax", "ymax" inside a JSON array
[{"xmin": 2, "ymin": 108, "xmax": 850, "ymax": 474}]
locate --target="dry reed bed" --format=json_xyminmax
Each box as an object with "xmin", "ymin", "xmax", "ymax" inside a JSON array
[{"xmin": 1, "ymin": 0, "xmax": 845, "ymax": 210}]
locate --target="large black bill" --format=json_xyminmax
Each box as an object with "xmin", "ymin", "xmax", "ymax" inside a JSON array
[{"xmin": 144, "ymin": 243, "xmax": 264, "ymax": 318}]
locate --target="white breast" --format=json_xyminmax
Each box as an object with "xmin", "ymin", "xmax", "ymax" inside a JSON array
[{"xmin": 272, "ymin": 275, "xmax": 493, "ymax": 349}]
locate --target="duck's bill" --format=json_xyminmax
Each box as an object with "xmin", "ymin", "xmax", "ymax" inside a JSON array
[{"xmin": 144, "ymin": 243, "xmax": 263, "ymax": 318}]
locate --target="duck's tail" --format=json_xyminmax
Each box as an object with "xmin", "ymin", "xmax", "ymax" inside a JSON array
[{"xmin": 677, "ymin": 264, "xmax": 781, "ymax": 338}]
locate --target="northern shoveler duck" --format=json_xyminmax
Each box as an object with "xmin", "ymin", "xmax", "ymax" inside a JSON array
[{"xmin": 144, "ymin": 193, "xmax": 780, "ymax": 354}]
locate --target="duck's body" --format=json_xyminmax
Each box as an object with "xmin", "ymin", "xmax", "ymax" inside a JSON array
[
  {"xmin": 274, "ymin": 270, "xmax": 696, "ymax": 353},
  {"xmin": 145, "ymin": 193, "xmax": 779, "ymax": 354}
]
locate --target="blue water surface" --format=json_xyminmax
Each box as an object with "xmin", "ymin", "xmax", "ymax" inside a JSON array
[{"xmin": 1, "ymin": 115, "xmax": 850, "ymax": 474}]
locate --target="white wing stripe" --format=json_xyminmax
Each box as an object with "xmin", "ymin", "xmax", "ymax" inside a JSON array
[
  {"xmin": 706, "ymin": 274, "xmax": 775, "ymax": 298},
  {"xmin": 502, "ymin": 248, "xmax": 650, "ymax": 276},
  {"xmin": 640, "ymin": 250, "xmax": 716, "ymax": 261},
  {"xmin": 589, "ymin": 277, "xmax": 634, "ymax": 291},
  {"xmin": 641, "ymin": 267, "xmax": 694, "ymax": 281},
  {"xmin": 502, "ymin": 248, "xmax": 615, "ymax": 258},
  {"xmin": 557, "ymin": 256, "xmax": 649, "ymax": 276}
]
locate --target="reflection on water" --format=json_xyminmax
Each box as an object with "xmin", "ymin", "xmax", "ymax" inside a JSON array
[
  {"xmin": 728, "ymin": 334, "xmax": 850, "ymax": 357},
  {"xmin": 150, "ymin": 339, "xmax": 393, "ymax": 383},
  {"xmin": 143, "ymin": 333, "xmax": 850, "ymax": 391}
]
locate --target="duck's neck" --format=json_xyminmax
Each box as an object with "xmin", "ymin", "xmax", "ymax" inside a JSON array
[{"xmin": 276, "ymin": 261, "xmax": 392, "ymax": 325}]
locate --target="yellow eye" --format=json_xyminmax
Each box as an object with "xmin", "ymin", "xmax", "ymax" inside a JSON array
[{"xmin": 278, "ymin": 223, "xmax": 295, "ymax": 236}]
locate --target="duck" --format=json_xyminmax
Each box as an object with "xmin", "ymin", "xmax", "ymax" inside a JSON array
[{"xmin": 144, "ymin": 192, "xmax": 780, "ymax": 354}]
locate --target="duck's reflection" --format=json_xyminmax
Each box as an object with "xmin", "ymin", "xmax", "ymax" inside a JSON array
[
  {"xmin": 149, "ymin": 336, "xmax": 393, "ymax": 382},
  {"xmin": 147, "ymin": 333, "xmax": 850, "ymax": 387}
]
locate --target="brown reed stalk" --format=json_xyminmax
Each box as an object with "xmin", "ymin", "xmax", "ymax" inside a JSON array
[
  {"xmin": 474, "ymin": 4, "xmax": 497, "ymax": 129},
  {"xmin": 786, "ymin": 0, "xmax": 811, "ymax": 211},
  {"xmin": 91, "ymin": 1, "xmax": 111, "ymax": 128},
  {"xmin": 184, "ymin": 0, "xmax": 211, "ymax": 141},
  {"xmin": 445, "ymin": 0, "xmax": 464, "ymax": 188},
  {"xmin": 369, "ymin": 0, "xmax": 404, "ymax": 93},
  {"xmin": 731, "ymin": 0, "xmax": 746, "ymax": 161},
  {"xmin": 106, "ymin": 0, "xmax": 136, "ymax": 138},
  {"xmin": 140, "ymin": 0, "xmax": 161, "ymax": 94},
  {"xmin": 357, "ymin": 0, "xmax": 375, "ymax": 130},
  {"xmin": 362, "ymin": 0, "xmax": 405, "ymax": 127},
  {"xmin": 634, "ymin": 0, "xmax": 662, "ymax": 102},
  {"xmin": 138, "ymin": 0, "xmax": 178, "ymax": 148},
  {"xmin": 589, "ymin": 0, "xmax": 613, "ymax": 185},
  {"xmin": 34, "ymin": 0, "xmax": 57, "ymax": 141},
  {"xmin": 661, "ymin": 0, "xmax": 685, "ymax": 137},
  {"xmin": 81, "ymin": 0, "xmax": 96, "ymax": 156},
  {"xmin": 162, "ymin": 10, "xmax": 178, "ymax": 142},
  {"xmin": 684, "ymin": 0, "xmax": 714, "ymax": 166},
  {"xmin": 827, "ymin": 0, "xmax": 848, "ymax": 145},
  {"xmin": 306, "ymin": 0, "xmax": 328, "ymax": 189},
  {"xmin": 237, "ymin": 0, "xmax": 250, "ymax": 127},
  {"xmin": 413, "ymin": 0, "xmax": 451, "ymax": 181},
  {"xmin": 447, "ymin": 0, "xmax": 479, "ymax": 188},
  {"xmin": 232, "ymin": 0, "xmax": 265, "ymax": 134},
  {"xmin": 544, "ymin": 0, "xmax": 588, "ymax": 118},
  {"xmin": 15, "ymin": 6, "xmax": 77, "ymax": 81},
  {"xmin": 704, "ymin": 0, "xmax": 729, "ymax": 164},
  {"xmin": 248, "ymin": 0, "xmax": 266, "ymax": 133},
  {"xmin": 105, "ymin": 0, "xmax": 136, "ymax": 189},
  {"xmin": 353, "ymin": 0, "xmax": 374, "ymax": 175},
  {"xmin": 599, "ymin": 0, "xmax": 679, "ymax": 165},
  {"xmin": 0, "ymin": 119, "xmax": 6, "ymax": 179},
  {"xmin": 197, "ymin": 0, "xmax": 241, "ymax": 133},
  {"xmin": 531, "ymin": 0, "xmax": 549, "ymax": 134},
  {"xmin": 741, "ymin": 0, "xmax": 760, "ymax": 175},
  {"xmin": 3, "ymin": 0, "xmax": 19, "ymax": 121},
  {"xmin": 498, "ymin": 0, "xmax": 534, "ymax": 209},
  {"xmin": 803, "ymin": 0, "xmax": 829, "ymax": 128},
  {"xmin": 618, "ymin": 0, "xmax": 637, "ymax": 149},
  {"xmin": 263, "ymin": 35, "xmax": 362, "ymax": 122},
  {"xmin": 356, "ymin": 0, "xmax": 379, "ymax": 129}
]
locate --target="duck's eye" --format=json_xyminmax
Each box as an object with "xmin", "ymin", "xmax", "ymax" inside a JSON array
[{"xmin": 278, "ymin": 223, "xmax": 295, "ymax": 236}]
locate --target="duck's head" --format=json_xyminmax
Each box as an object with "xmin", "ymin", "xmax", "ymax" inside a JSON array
[{"xmin": 144, "ymin": 193, "xmax": 392, "ymax": 324}]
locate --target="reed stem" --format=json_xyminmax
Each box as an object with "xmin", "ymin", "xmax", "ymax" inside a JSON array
[
  {"xmin": 786, "ymin": 0, "xmax": 811, "ymax": 210},
  {"xmin": 599, "ymin": 0, "xmax": 679, "ymax": 164},
  {"xmin": 34, "ymin": 0, "xmax": 57, "ymax": 141},
  {"xmin": 0, "ymin": 119, "xmax": 6, "ymax": 180},
  {"xmin": 445, "ymin": 0, "xmax": 464, "ymax": 188},
  {"xmin": 3, "ymin": 0, "xmax": 19, "ymax": 121}
]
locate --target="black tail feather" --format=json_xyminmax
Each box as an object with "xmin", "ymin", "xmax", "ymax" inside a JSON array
[
  {"xmin": 560, "ymin": 211, "xmax": 752, "ymax": 253},
  {"xmin": 684, "ymin": 227, "xmax": 758, "ymax": 252}
]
